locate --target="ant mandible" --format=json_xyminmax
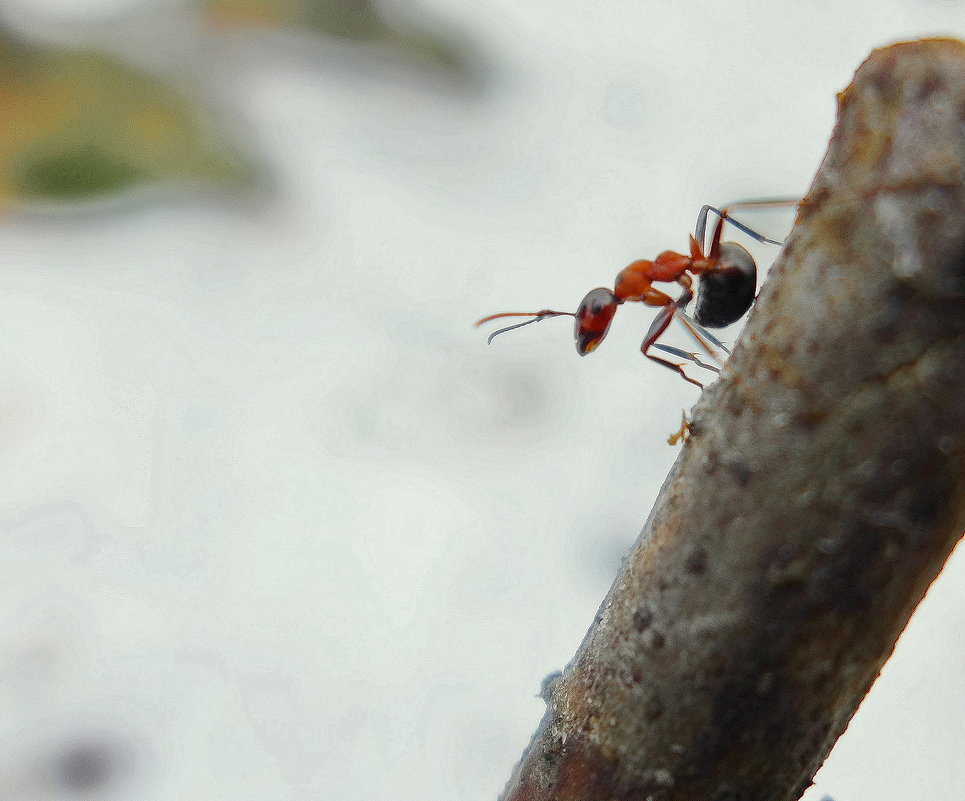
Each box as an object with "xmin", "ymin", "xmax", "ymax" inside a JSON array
[{"xmin": 475, "ymin": 199, "xmax": 794, "ymax": 388}]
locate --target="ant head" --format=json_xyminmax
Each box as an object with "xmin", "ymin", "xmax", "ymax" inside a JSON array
[
  {"xmin": 475, "ymin": 287, "xmax": 620, "ymax": 355},
  {"xmin": 574, "ymin": 287, "xmax": 620, "ymax": 355}
]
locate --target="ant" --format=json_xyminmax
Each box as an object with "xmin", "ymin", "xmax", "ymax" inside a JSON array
[{"xmin": 475, "ymin": 199, "xmax": 794, "ymax": 388}]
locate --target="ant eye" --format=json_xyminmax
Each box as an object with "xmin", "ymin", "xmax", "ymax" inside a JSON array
[
  {"xmin": 575, "ymin": 288, "xmax": 619, "ymax": 354},
  {"xmin": 694, "ymin": 242, "xmax": 758, "ymax": 328}
]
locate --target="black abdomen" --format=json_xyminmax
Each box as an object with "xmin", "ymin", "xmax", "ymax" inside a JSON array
[{"xmin": 693, "ymin": 242, "xmax": 757, "ymax": 328}]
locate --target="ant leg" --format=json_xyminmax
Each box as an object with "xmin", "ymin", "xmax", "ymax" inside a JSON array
[
  {"xmin": 675, "ymin": 308, "xmax": 731, "ymax": 360},
  {"xmin": 695, "ymin": 198, "xmax": 797, "ymax": 257},
  {"xmin": 640, "ymin": 293, "xmax": 705, "ymax": 389},
  {"xmin": 645, "ymin": 351, "xmax": 705, "ymax": 389},
  {"xmin": 646, "ymin": 297, "xmax": 730, "ymax": 377},
  {"xmin": 651, "ymin": 343, "xmax": 721, "ymax": 373}
]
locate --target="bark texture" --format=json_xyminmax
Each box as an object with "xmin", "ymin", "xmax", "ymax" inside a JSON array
[{"xmin": 500, "ymin": 38, "xmax": 965, "ymax": 801}]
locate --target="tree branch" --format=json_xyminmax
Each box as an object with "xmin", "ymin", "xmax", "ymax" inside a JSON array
[{"xmin": 499, "ymin": 38, "xmax": 965, "ymax": 801}]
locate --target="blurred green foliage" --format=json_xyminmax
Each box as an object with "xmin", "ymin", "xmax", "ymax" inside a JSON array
[
  {"xmin": 206, "ymin": 0, "xmax": 469, "ymax": 71},
  {"xmin": 0, "ymin": 0, "xmax": 473, "ymax": 208},
  {"xmin": 0, "ymin": 33, "xmax": 248, "ymax": 207},
  {"xmin": 18, "ymin": 146, "xmax": 148, "ymax": 200}
]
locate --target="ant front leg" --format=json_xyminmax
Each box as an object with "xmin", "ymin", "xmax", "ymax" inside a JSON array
[{"xmin": 640, "ymin": 288, "xmax": 704, "ymax": 389}]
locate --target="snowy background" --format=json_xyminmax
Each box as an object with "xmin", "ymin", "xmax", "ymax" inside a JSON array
[{"xmin": 0, "ymin": 2, "xmax": 963, "ymax": 800}]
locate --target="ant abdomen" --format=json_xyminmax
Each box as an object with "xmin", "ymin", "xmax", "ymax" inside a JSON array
[{"xmin": 693, "ymin": 242, "xmax": 757, "ymax": 328}]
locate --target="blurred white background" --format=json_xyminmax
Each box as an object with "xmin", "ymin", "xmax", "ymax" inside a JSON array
[{"xmin": 0, "ymin": 2, "xmax": 963, "ymax": 799}]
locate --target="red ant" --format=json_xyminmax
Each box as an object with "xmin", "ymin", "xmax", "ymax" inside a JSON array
[{"xmin": 475, "ymin": 199, "xmax": 794, "ymax": 388}]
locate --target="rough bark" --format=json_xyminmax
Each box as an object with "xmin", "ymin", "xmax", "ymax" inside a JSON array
[{"xmin": 500, "ymin": 38, "xmax": 965, "ymax": 801}]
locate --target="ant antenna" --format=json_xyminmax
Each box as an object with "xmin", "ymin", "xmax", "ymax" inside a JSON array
[{"xmin": 475, "ymin": 310, "xmax": 574, "ymax": 344}]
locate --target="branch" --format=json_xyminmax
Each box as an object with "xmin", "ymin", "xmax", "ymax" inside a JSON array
[{"xmin": 499, "ymin": 38, "xmax": 965, "ymax": 801}]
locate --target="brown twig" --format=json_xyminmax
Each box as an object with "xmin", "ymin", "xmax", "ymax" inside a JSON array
[{"xmin": 499, "ymin": 38, "xmax": 965, "ymax": 801}]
